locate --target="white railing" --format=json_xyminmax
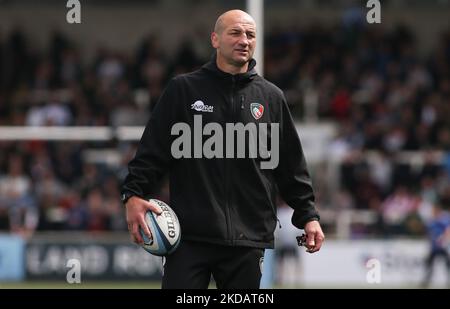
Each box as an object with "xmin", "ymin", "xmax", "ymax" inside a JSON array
[{"xmin": 0, "ymin": 126, "xmax": 129, "ymax": 141}]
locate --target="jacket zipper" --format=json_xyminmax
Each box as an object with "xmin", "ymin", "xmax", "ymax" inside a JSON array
[{"xmin": 225, "ymin": 76, "xmax": 236, "ymax": 244}]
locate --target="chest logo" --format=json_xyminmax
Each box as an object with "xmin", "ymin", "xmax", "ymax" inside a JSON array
[
  {"xmin": 250, "ymin": 103, "xmax": 264, "ymax": 120},
  {"xmin": 191, "ymin": 100, "xmax": 213, "ymax": 113}
]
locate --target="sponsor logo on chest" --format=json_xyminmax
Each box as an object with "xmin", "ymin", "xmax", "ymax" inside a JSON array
[{"xmin": 191, "ymin": 100, "xmax": 214, "ymax": 113}]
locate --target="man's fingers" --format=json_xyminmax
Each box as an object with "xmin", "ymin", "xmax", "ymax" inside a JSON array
[
  {"xmin": 125, "ymin": 198, "xmax": 159, "ymax": 245},
  {"xmin": 307, "ymin": 232, "xmax": 325, "ymax": 253},
  {"xmin": 303, "ymin": 220, "xmax": 325, "ymax": 253},
  {"xmin": 147, "ymin": 200, "xmax": 162, "ymax": 215},
  {"xmin": 130, "ymin": 233, "xmax": 139, "ymax": 244},
  {"xmin": 306, "ymin": 231, "xmax": 315, "ymax": 249},
  {"xmin": 130, "ymin": 222, "xmax": 143, "ymax": 245},
  {"xmin": 314, "ymin": 233, "xmax": 325, "ymax": 252},
  {"xmin": 139, "ymin": 216, "xmax": 152, "ymax": 239}
]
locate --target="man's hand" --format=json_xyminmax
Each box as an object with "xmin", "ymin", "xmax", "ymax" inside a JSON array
[
  {"xmin": 304, "ymin": 220, "xmax": 325, "ymax": 253},
  {"xmin": 125, "ymin": 197, "xmax": 162, "ymax": 245}
]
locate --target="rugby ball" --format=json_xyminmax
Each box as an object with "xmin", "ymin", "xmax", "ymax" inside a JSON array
[{"xmin": 139, "ymin": 199, "xmax": 181, "ymax": 256}]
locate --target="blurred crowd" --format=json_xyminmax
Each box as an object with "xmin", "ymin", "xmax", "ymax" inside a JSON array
[{"xmin": 0, "ymin": 20, "xmax": 449, "ymax": 238}]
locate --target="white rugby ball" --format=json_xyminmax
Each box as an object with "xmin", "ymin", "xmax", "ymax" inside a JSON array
[{"xmin": 139, "ymin": 199, "xmax": 181, "ymax": 256}]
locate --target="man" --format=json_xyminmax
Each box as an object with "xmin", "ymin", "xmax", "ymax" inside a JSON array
[
  {"xmin": 121, "ymin": 9, "xmax": 324, "ymax": 289},
  {"xmin": 421, "ymin": 196, "xmax": 450, "ymax": 288}
]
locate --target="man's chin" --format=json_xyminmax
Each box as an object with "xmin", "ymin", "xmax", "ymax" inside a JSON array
[{"xmin": 231, "ymin": 57, "xmax": 250, "ymax": 66}]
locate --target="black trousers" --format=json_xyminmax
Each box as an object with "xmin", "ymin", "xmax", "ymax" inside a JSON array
[
  {"xmin": 161, "ymin": 240, "xmax": 265, "ymax": 289},
  {"xmin": 422, "ymin": 248, "xmax": 450, "ymax": 287}
]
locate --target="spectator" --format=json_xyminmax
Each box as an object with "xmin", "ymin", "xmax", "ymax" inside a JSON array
[
  {"xmin": 421, "ymin": 196, "xmax": 450, "ymax": 288},
  {"xmin": 0, "ymin": 155, "xmax": 38, "ymax": 237}
]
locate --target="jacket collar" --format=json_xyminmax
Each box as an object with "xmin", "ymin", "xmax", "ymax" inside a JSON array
[{"xmin": 202, "ymin": 53, "xmax": 258, "ymax": 84}]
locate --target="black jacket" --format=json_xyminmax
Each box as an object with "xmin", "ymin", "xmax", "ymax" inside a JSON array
[{"xmin": 122, "ymin": 55, "xmax": 319, "ymax": 249}]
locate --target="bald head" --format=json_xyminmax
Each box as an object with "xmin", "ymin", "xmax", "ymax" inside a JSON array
[
  {"xmin": 214, "ymin": 10, "xmax": 256, "ymax": 34},
  {"xmin": 211, "ymin": 9, "xmax": 257, "ymax": 74}
]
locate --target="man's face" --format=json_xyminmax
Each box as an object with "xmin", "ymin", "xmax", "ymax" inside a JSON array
[{"xmin": 212, "ymin": 17, "xmax": 256, "ymax": 67}]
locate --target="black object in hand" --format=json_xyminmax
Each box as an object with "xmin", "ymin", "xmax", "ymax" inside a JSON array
[{"xmin": 296, "ymin": 234, "xmax": 307, "ymax": 247}]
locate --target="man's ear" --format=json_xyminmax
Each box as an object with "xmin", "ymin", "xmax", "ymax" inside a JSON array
[{"xmin": 211, "ymin": 32, "xmax": 219, "ymax": 49}]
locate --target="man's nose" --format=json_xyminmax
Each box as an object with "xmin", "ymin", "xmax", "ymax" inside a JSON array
[{"xmin": 238, "ymin": 35, "xmax": 249, "ymax": 46}]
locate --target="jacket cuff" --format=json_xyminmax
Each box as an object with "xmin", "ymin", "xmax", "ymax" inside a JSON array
[
  {"xmin": 120, "ymin": 190, "xmax": 143, "ymax": 206},
  {"xmin": 291, "ymin": 208, "xmax": 320, "ymax": 229}
]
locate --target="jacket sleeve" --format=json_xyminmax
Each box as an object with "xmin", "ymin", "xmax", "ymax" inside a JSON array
[
  {"xmin": 121, "ymin": 78, "xmax": 179, "ymax": 199},
  {"xmin": 274, "ymin": 94, "xmax": 320, "ymax": 229}
]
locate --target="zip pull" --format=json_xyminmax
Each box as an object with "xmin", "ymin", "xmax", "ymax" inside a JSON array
[
  {"xmin": 277, "ymin": 218, "xmax": 282, "ymax": 229},
  {"xmin": 240, "ymin": 95, "xmax": 245, "ymax": 109}
]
